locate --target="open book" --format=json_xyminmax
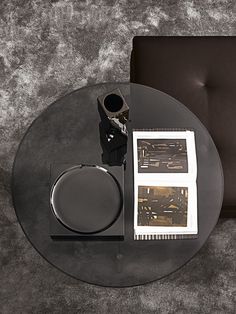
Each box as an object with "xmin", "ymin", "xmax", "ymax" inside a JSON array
[{"xmin": 133, "ymin": 129, "xmax": 198, "ymax": 240}]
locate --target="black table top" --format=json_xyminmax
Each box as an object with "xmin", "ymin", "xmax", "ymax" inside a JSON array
[{"xmin": 12, "ymin": 83, "xmax": 224, "ymax": 287}]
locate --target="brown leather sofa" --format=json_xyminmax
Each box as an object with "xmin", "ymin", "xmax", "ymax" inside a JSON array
[{"xmin": 130, "ymin": 36, "xmax": 236, "ymax": 218}]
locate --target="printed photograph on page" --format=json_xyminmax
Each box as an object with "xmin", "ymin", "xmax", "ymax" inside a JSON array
[
  {"xmin": 137, "ymin": 139, "xmax": 188, "ymax": 173},
  {"xmin": 138, "ymin": 186, "xmax": 188, "ymax": 227}
]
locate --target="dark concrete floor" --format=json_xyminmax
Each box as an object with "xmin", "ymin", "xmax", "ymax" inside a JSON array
[{"xmin": 0, "ymin": 1, "xmax": 236, "ymax": 313}]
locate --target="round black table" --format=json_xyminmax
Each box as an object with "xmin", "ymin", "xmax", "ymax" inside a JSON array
[{"xmin": 12, "ymin": 83, "xmax": 224, "ymax": 287}]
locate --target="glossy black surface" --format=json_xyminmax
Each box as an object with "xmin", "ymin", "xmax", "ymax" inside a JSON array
[
  {"xmin": 51, "ymin": 165, "xmax": 122, "ymax": 234},
  {"xmin": 49, "ymin": 163, "xmax": 124, "ymax": 240},
  {"xmin": 12, "ymin": 83, "xmax": 224, "ymax": 287}
]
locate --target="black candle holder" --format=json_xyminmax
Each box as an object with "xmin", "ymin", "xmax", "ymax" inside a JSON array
[{"xmin": 98, "ymin": 89, "xmax": 129, "ymax": 166}]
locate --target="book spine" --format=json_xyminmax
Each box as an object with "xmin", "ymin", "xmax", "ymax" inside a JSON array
[{"xmin": 134, "ymin": 234, "xmax": 198, "ymax": 240}]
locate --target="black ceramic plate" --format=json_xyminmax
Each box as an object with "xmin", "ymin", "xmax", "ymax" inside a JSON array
[{"xmin": 50, "ymin": 165, "xmax": 122, "ymax": 234}]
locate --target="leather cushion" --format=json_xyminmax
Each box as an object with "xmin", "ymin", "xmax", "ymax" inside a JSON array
[{"xmin": 130, "ymin": 36, "xmax": 236, "ymax": 217}]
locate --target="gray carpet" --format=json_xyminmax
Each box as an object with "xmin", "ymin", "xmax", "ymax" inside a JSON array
[{"xmin": 1, "ymin": 0, "xmax": 236, "ymax": 313}]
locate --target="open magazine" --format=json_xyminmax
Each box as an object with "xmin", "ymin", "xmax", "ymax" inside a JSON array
[{"xmin": 133, "ymin": 129, "xmax": 198, "ymax": 240}]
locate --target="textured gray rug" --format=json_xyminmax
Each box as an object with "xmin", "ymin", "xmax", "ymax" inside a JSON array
[{"xmin": 1, "ymin": 0, "xmax": 236, "ymax": 313}]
